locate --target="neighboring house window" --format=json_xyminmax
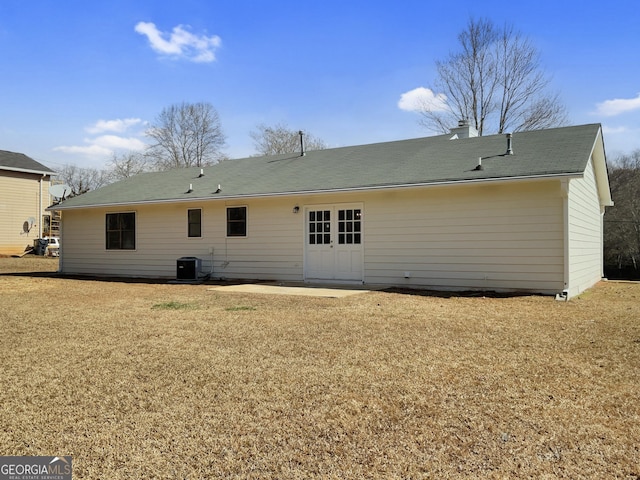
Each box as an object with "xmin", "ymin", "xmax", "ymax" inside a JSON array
[
  {"xmin": 188, "ymin": 209, "xmax": 202, "ymax": 237},
  {"xmin": 106, "ymin": 212, "xmax": 136, "ymax": 250},
  {"xmin": 227, "ymin": 206, "xmax": 247, "ymax": 237}
]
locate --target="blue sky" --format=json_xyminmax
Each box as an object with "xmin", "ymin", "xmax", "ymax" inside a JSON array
[{"xmin": 1, "ymin": 0, "xmax": 639, "ymax": 171}]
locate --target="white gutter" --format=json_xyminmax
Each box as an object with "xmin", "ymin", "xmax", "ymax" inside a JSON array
[
  {"xmin": 1, "ymin": 166, "xmax": 56, "ymax": 176},
  {"xmin": 51, "ymin": 171, "xmax": 584, "ymax": 211}
]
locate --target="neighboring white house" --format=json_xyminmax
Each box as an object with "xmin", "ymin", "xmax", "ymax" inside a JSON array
[
  {"xmin": 0, "ymin": 150, "xmax": 56, "ymax": 255},
  {"xmin": 51, "ymin": 123, "xmax": 613, "ymax": 298}
]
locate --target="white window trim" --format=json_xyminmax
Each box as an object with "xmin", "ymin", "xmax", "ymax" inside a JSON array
[
  {"xmin": 187, "ymin": 207, "xmax": 203, "ymax": 239},
  {"xmin": 226, "ymin": 205, "xmax": 248, "ymax": 238}
]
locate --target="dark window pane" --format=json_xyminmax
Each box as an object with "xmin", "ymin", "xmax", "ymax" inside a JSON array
[
  {"xmin": 324, "ymin": 234, "xmax": 330, "ymax": 244},
  {"xmin": 339, "ymin": 234, "xmax": 345, "ymax": 244},
  {"xmin": 346, "ymin": 223, "xmax": 353, "ymax": 233},
  {"xmin": 354, "ymin": 233, "xmax": 361, "ymax": 244},
  {"xmin": 227, "ymin": 207, "xmax": 247, "ymax": 236},
  {"xmin": 354, "ymin": 222, "xmax": 361, "ymax": 232},
  {"xmin": 324, "ymin": 222, "xmax": 330, "ymax": 232},
  {"xmin": 188, "ymin": 209, "xmax": 201, "ymax": 237},
  {"xmin": 346, "ymin": 210, "xmax": 353, "ymax": 220},
  {"xmin": 347, "ymin": 234, "xmax": 353, "ymax": 244},
  {"xmin": 310, "ymin": 211, "xmax": 315, "ymax": 221},
  {"xmin": 338, "ymin": 222, "xmax": 345, "ymax": 232},
  {"xmin": 188, "ymin": 223, "xmax": 201, "ymax": 237},
  {"xmin": 228, "ymin": 207, "xmax": 245, "ymax": 221},
  {"xmin": 309, "ymin": 235, "xmax": 315, "ymax": 244},
  {"xmin": 338, "ymin": 210, "xmax": 345, "ymax": 220},
  {"xmin": 106, "ymin": 213, "xmax": 135, "ymax": 249},
  {"xmin": 316, "ymin": 234, "xmax": 322, "ymax": 244},
  {"xmin": 106, "ymin": 214, "xmax": 119, "ymax": 230},
  {"xmin": 310, "ymin": 223, "xmax": 315, "ymax": 233},
  {"xmin": 106, "ymin": 231, "xmax": 119, "ymax": 249},
  {"xmin": 122, "ymin": 231, "xmax": 136, "ymax": 249},
  {"xmin": 324, "ymin": 211, "xmax": 330, "ymax": 221},
  {"xmin": 121, "ymin": 213, "xmax": 135, "ymax": 230},
  {"xmin": 188, "ymin": 209, "xmax": 200, "ymax": 222},
  {"xmin": 228, "ymin": 222, "xmax": 246, "ymax": 236}
]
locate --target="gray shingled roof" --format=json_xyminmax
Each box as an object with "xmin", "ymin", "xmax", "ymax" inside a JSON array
[
  {"xmin": 0, "ymin": 150, "xmax": 56, "ymax": 174},
  {"xmin": 55, "ymin": 124, "xmax": 602, "ymax": 210}
]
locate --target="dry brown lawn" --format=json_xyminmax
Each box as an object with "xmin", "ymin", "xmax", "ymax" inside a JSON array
[{"xmin": 1, "ymin": 257, "xmax": 639, "ymax": 479}]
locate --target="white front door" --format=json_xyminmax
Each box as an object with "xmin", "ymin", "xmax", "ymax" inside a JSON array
[{"xmin": 305, "ymin": 204, "xmax": 363, "ymax": 282}]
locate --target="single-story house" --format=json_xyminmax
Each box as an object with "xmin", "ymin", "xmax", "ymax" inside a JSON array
[
  {"xmin": 51, "ymin": 123, "xmax": 612, "ymax": 298},
  {"xmin": 0, "ymin": 150, "xmax": 56, "ymax": 255}
]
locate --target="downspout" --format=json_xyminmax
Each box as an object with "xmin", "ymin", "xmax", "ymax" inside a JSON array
[
  {"xmin": 558, "ymin": 179, "xmax": 570, "ymax": 301},
  {"xmin": 39, "ymin": 174, "xmax": 46, "ymax": 238}
]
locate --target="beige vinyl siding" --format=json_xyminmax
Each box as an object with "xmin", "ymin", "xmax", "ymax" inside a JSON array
[
  {"xmin": 61, "ymin": 180, "xmax": 566, "ymax": 294},
  {"xmin": 566, "ymin": 157, "xmax": 603, "ymax": 297},
  {"xmin": 0, "ymin": 171, "xmax": 50, "ymax": 254},
  {"xmin": 216, "ymin": 198, "xmax": 303, "ymax": 280},
  {"xmin": 61, "ymin": 197, "xmax": 305, "ymax": 280},
  {"xmin": 363, "ymin": 181, "xmax": 565, "ymax": 294}
]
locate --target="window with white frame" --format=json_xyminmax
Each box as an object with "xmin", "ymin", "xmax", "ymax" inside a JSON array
[
  {"xmin": 188, "ymin": 208, "xmax": 202, "ymax": 237},
  {"xmin": 106, "ymin": 212, "xmax": 136, "ymax": 250},
  {"xmin": 226, "ymin": 206, "xmax": 247, "ymax": 237}
]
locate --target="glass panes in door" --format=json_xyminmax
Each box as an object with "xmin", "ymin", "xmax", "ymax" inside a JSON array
[
  {"xmin": 309, "ymin": 210, "xmax": 331, "ymax": 245},
  {"xmin": 338, "ymin": 209, "xmax": 361, "ymax": 244}
]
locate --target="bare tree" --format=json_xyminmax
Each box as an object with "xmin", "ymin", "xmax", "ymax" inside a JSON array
[
  {"xmin": 604, "ymin": 150, "xmax": 640, "ymax": 277},
  {"xmin": 146, "ymin": 102, "xmax": 226, "ymax": 169},
  {"xmin": 108, "ymin": 151, "xmax": 151, "ymax": 181},
  {"xmin": 250, "ymin": 123, "xmax": 328, "ymax": 156},
  {"xmin": 420, "ymin": 18, "xmax": 567, "ymax": 135},
  {"xmin": 57, "ymin": 164, "xmax": 111, "ymax": 197}
]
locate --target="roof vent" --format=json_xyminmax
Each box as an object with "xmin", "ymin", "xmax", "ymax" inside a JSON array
[
  {"xmin": 299, "ymin": 130, "xmax": 305, "ymax": 157},
  {"xmin": 506, "ymin": 133, "xmax": 514, "ymax": 155},
  {"xmin": 449, "ymin": 119, "xmax": 478, "ymax": 139}
]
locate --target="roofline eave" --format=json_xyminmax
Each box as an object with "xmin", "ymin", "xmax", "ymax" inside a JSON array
[
  {"xmin": 588, "ymin": 126, "xmax": 614, "ymax": 207},
  {"xmin": 1, "ymin": 166, "xmax": 56, "ymax": 176},
  {"xmin": 50, "ymin": 172, "xmax": 583, "ymax": 211}
]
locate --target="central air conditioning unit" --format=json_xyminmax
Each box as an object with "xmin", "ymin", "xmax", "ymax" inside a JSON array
[{"xmin": 176, "ymin": 257, "xmax": 202, "ymax": 281}]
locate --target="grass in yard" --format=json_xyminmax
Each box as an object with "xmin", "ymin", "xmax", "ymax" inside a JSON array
[
  {"xmin": 225, "ymin": 306, "xmax": 257, "ymax": 312},
  {"xmin": 1, "ymin": 257, "xmax": 639, "ymax": 478},
  {"xmin": 152, "ymin": 301, "xmax": 199, "ymax": 311}
]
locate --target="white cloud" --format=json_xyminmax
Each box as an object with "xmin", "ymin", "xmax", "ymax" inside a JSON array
[
  {"xmin": 93, "ymin": 135, "xmax": 147, "ymax": 151},
  {"xmin": 53, "ymin": 144, "xmax": 113, "ymax": 157},
  {"xmin": 600, "ymin": 124, "xmax": 640, "ymax": 155},
  {"xmin": 602, "ymin": 125, "xmax": 630, "ymax": 135},
  {"xmin": 134, "ymin": 21, "xmax": 221, "ymax": 63},
  {"xmin": 595, "ymin": 93, "xmax": 640, "ymax": 116},
  {"xmin": 53, "ymin": 136, "xmax": 146, "ymax": 159},
  {"xmin": 86, "ymin": 118, "xmax": 143, "ymax": 134},
  {"xmin": 54, "ymin": 119, "xmax": 148, "ymax": 160},
  {"xmin": 398, "ymin": 87, "xmax": 448, "ymax": 113}
]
